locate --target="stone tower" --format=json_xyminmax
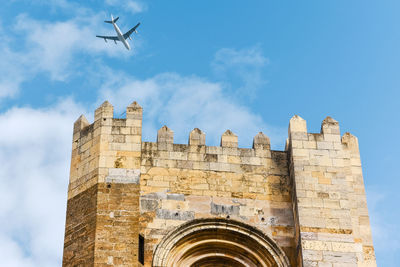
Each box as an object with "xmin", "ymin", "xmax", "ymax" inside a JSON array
[{"xmin": 62, "ymin": 101, "xmax": 376, "ymax": 267}]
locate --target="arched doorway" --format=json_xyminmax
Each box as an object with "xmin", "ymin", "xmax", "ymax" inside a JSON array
[{"xmin": 152, "ymin": 218, "xmax": 290, "ymax": 267}]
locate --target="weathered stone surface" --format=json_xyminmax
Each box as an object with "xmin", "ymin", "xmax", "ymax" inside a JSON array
[
  {"xmin": 288, "ymin": 116, "xmax": 376, "ymax": 267},
  {"xmin": 63, "ymin": 102, "xmax": 375, "ymax": 267},
  {"xmin": 211, "ymin": 202, "xmax": 240, "ymax": 215},
  {"xmin": 156, "ymin": 209, "xmax": 195, "ymax": 220},
  {"xmin": 105, "ymin": 168, "xmax": 140, "ymax": 183},
  {"xmin": 63, "ymin": 184, "xmax": 97, "ymax": 266},
  {"xmin": 253, "ymin": 131, "xmax": 271, "ymax": 150},
  {"xmin": 221, "ymin": 129, "xmax": 238, "ymax": 148},
  {"xmin": 189, "ymin": 128, "xmax": 205, "ymax": 146},
  {"xmin": 157, "ymin": 125, "xmax": 173, "ymax": 144}
]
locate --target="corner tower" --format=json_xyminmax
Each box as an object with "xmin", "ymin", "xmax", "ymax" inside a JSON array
[
  {"xmin": 63, "ymin": 101, "xmax": 142, "ymax": 266},
  {"xmin": 288, "ymin": 116, "xmax": 376, "ymax": 266}
]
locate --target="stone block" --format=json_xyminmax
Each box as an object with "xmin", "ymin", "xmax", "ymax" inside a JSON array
[
  {"xmin": 166, "ymin": 193, "xmax": 185, "ymax": 201},
  {"xmin": 105, "ymin": 168, "xmax": 140, "ymax": 184},
  {"xmin": 221, "ymin": 130, "xmax": 238, "ymax": 147},
  {"xmin": 73, "ymin": 115, "xmax": 90, "ymax": 134},
  {"xmin": 156, "ymin": 209, "xmax": 195, "ymax": 221},
  {"xmin": 321, "ymin": 117, "xmax": 340, "ymax": 135},
  {"xmin": 302, "ymin": 240, "xmax": 332, "ymax": 251},
  {"xmin": 94, "ymin": 101, "xmax": 114, "ymax": 121},
  {"xmin": 157, "ymin": 125, "xmax": 173, "ymax": 144},
  {"xmin": 140, "ymin": 199, "xmax": 159, "ymax": 211},
  {"xmin": 253, "ymin": 132, "xmax": 270, "ymax": 150},
  {"xmin": 211, "ymin": 202, "xmax": 240, "ymax": 215},
  {"xmin": 289, "ymin": 115, "xmax": 307, "ymax": 133},
  {"xmin": 317, "ymin": 141, "xmax": 334, "ymax": 150},
  {"xmin": 323, "ymin": 251, "xmax": 357, "ymax": 263},
  {"xmin": 189, "ymin": 128, "xmax": 206, "ymax": 145}
]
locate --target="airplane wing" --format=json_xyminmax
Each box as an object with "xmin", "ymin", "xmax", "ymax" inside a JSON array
[
  {"xmin": 123, "ymin": 22, "xmax": 141, "ymax": 39},
  {"xmin": 96, "ymin": 35, "xmax": 119, "ymax": 41}
]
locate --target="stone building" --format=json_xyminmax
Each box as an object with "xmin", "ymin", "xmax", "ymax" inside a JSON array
[{"xmin": 62, "ymin": 101, "xmax": 376, "ymax": 266}]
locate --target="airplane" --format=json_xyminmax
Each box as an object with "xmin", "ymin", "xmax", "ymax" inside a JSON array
[{"xmin": 96, "ymin": 15, "xmax": 140, "ymax": 50}]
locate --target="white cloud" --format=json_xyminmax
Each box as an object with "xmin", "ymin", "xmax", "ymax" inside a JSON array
[
  {"xmin": 14, "ymin": 13, "xmax": 131, "ymax": 81},
  {"xmin": 105, "ymin": 0, "xmax": 148, "ymax": 14},
  {"xmin": 0, "ymin": 12, "xmax": 138, "ymax": 100},
  {"xmin": 99, "ymin": 71, "xmax": 285, "ymax": 148},
  {"xmin": 211, "ymin": 46, "xmax": 269, "ymax": 98},
  {"xmin": 0, "ymin": 22, "xmax": 29, "ymax": 100},
  {"xmin": 0, "ymin": 99, "xmax": 86, "ymax": 267},
  {"xmin": 34, "ymin": 0, "xmax": 73, "ymax": 10},
  {"xmin": 126, "ymin": 1, "xmax": 147, "ymax": 13}
]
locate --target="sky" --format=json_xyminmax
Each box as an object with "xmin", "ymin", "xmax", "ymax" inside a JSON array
[{"xmin": 0, "ymin": 0, "xmax": 399, "ymax": 266}]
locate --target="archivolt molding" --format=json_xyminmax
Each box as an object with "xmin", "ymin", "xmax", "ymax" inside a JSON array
[{"xmin": 152, "ymin": 218, "xmax": 290, "ymax": 267}]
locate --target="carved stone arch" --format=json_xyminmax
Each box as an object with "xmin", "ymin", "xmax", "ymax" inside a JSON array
[{"xmin": 152, "ymin": 218, "xmax": 291, "ymax": 267}]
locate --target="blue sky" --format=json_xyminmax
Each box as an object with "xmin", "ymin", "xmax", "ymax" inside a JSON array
[{"xmin": 0, "ymin": 0, "xmax": 398, "ymax": 266}]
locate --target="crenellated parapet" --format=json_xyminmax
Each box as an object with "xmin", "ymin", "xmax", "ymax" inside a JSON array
[
  {"xmin": 65, "ymin": 101, "xmax": 375, "ymax": 267},
  {"xmin": 287, "ymin": 115, "xmax": 376, "ymax": 267},
  {"xmin": 70, "ymin": 101, "xmax": 285, "ymax": 198},
  {"xmin": 139, "ymin": 124, "xmax": 284, "ymax": 175},
  {"xmin": 69, "ymin": 101, "xmax": 143, "ymax": 199}
]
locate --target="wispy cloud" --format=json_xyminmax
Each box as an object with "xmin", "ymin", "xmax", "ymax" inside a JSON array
[
  {"xmin": 14, "ymin": 13, "xmax": 133, "ymax": 80},
  {"xmin": 105, "ymin": 0, "xmax": 147, "ymax": 14},
  {"xmin": 0, "ymin": 12, "xmax": 139, "ymax": 100},
  {"xmin": 0, "ymin": 22, "xmax": 29, "ymax": 99},
  {"xmin": 11, "ymin": 0, "xmax": 90, "ymax": 14},
  {"xmin": 211, "ymin": 46, "xmax": 269, "ymax": 98},
  {"xmin": 0, "ymin": 99, "xmax": 86, "ymax": 267},
  {"xmin": 99, "ymin": 70, "xmax": 285, "ymax": 148}
]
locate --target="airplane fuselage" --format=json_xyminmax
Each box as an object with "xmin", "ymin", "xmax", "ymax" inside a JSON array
[
  {"xmin": 96, "ymin": 16, "xmax": 140, "ymax": 50},
  {"xmin": 113, "ymin": 22, "xmax": 130, "ymax": 50}
]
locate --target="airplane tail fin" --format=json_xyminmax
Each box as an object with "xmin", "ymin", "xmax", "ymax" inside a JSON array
[{"xmin": 104, "ymin": 16, "xmax": 119, "ymax": 24}]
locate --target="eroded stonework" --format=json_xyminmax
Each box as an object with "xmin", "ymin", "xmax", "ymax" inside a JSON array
[{"xmin": 62, "ymin": 101, "xmax": 376, "ymax": 267}]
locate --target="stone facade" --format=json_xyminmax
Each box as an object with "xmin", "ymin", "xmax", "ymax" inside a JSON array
[{"xmin": 62, "ymin": 101, "xmax": 376, "ymax": 267}]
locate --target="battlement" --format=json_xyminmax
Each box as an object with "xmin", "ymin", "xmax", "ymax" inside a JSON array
[
  {"xmin": 74, "ymin": 102, "xmax": 358, "ymax": 153},
  {"xmin": 71, "ymin": 102, "xmax": 361, "ymax": 183},
  {"xmin": 64, "ymin": 100, "xmax": 376, "ymax": 267}
]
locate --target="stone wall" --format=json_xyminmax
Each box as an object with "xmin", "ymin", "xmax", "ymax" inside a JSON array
[
  {"xmin": 95, "ymin": 183, "xmax": 140, "ymax": 266},
  {"xmin": 139, "ymin": 127, "xmax": 295, "ymax": 266},
  {"xmin": 63, "ymin": 184, "xmax": 97, "ymax": 266},
  {"xmin": 62, "ymin": 101, "xmax": 376, "ymax": 267}
]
